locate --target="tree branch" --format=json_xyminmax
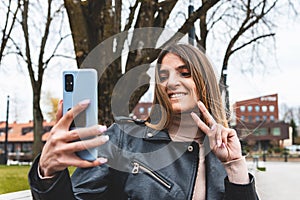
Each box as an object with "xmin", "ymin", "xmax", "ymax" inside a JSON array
[
  {"xmin": 0, "ymin": 0, "xmax": 21, "ymax": 64},
  {"xmin": 231, "ymin": 33, "xmax": 275, "ymax": 55},
  {"xmin": 160, "ymin": 0, "xmax": 220, "ymax": 49}
]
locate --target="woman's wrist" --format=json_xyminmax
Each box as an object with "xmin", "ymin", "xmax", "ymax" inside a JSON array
[
  {"xmin": 38, "ymin": 164, "xmax": 56, "ymax": 179},
  {"xmin": 222, "ymin": 156, "xmax": 250, "ymax": 184}
]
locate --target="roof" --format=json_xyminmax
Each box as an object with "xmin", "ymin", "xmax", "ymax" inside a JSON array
[{"xmin": 0, "ymin": 121, "xmax": 55, "ymax": 142}]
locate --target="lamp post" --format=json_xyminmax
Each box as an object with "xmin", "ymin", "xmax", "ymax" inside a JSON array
[
  {"xmin": 4, "ymin": 95, "xmax": 10, "ymax": 165},
  {"xmin": 188, "ymin": 0, "xmax": 195, "ymax": 45}
]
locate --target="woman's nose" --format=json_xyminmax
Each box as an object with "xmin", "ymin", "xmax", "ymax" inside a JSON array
[{"xmin": 166, "ymin": 73, "xmax": 180, "ymax": 89}]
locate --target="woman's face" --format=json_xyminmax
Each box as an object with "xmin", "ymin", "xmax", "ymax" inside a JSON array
[{"xmin": 159, "ymin": 53, "xmax": 199, "ymax": 113}]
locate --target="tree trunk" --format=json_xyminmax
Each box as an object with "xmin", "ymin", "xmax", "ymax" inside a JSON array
[{"xmin": 32, "ymin": 91, "xmax": 44, "ymax": 158}]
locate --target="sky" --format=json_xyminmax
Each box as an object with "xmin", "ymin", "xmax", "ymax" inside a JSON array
[
  {"xmin": 227, "ymin": 16, "xmax": 300, "ymax": 109},
  {"xmin": 0, "ymin": 3, "xmax": 300, "ymax": 123}
]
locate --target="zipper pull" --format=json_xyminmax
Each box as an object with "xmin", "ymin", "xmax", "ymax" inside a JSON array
[{"xmin": 132, "ymin": 162, "xmax": 139, "ymax": 174}]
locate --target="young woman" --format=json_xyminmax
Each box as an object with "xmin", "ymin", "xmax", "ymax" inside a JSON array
[{"xmin": 29, "ymin": 43, "xmax": 258, "ymax": 199}]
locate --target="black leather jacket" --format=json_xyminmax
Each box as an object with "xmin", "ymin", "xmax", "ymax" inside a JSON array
[{"xmin": 29, "ymin": 118, "xmax": 258, "ymax": 200}]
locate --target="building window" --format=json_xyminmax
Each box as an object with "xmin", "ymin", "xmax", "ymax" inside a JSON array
[
  {"xmin": 247, "ymin": 106, "xmax": 253, "ymax": 112},
  {"xmin": 240, "ymin": 106, "xmax": 246, "ymax": 112},
  {"xmin": 148, "ymin": 107, "xmax": 152, "ymax": 114},
  {"xmin": 22, "ymin": 143, "xmax": 32, "ymax": 152},
  {"xmin": 240, "ymin": 115, "xmax": 245, "ymax": 121},
  {"xmin": 272, "ymin": 127, "xmax": 281, "ymax": 136},
  {"xmin": 255, "ymin": 105, "xmax": 260, "ymax": 112},
  {"xmin": 139, "ymin": 107, "xmax": 145, "ymax": 114},
  {"xmin": 262, "ymin": 106, "xmax": 268, "ymax": 112},
  {"xmin": 255, "ymin": 116, "xmax": 260, "ymax": 122},
  {"xmin": 254, "ymin": 128, "xmax": 268, "ymax": 136},
  {"xmin": 248, "ymin": 116, "xmax": 253, "ymax": 122},
  {"xmin": 269, "ymin": 105, "xmax": 275, "ymax": 112},
  {"xmin": 270, "ymin": 115, "xmax": 275, "ymax": 121},
  {"xmin": 263, "ymin": 115, "xmax": 267, "ymax": 121},
  {"xmin": 259, "ymin": 128, "xmax": 268, "ymax": 135},
  {"xmin": 240, "ymin": 128, "xmax": 251, "ymax": 137}
]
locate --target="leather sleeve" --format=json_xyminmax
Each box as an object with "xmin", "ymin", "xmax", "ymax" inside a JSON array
[
  {"xmin": 28, "ymin": 155, "xmax": 75, "ymax": 200},
  {"xmin": 224, "ymin": 173, "xmax": 259, "ymax": 200}
]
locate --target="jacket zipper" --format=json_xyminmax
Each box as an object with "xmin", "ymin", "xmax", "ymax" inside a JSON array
[{"xmin": 131, "ymin": 161, "xmax": 172, "ymax": 190}]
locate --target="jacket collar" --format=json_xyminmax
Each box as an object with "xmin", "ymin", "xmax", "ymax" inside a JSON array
[{"xmin": 142, "ymin": 125, "xmax": 172, "ymax": 141}]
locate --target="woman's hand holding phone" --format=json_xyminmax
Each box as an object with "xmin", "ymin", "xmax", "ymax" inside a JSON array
[{"xmin": 38, "ymin": 100, "xmax": 109, "ymax": 177}]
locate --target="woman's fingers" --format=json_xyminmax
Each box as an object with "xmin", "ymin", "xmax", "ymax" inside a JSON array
[
  {"xmin": 67, "ymin": 134, "xmax": 109, "ymax": 152},
  {"xmin": 55, "ymin": 99, "xmax": 63, "ymax": 123},
  {"xmin": 191, "ymin": 101, "xmax": 227, "ymax": 149},
  {"xmin": 191, "ymin": 112, "xmax": 210, "ymax": 134},
  {"xmin": 212, "ymin": 124, "xmax": 222, "ymax": 148},
  {"xmin": 191, "ymin": 112, "xmax": 219, "ymax": 148},
  {"xmin": 57, "ymin": 99, "xmax": 91, "ymax": 129},
  {"xmin": 66, "ymin": 155, "xmax": 108, "ymax": 169},
  {"xmin": 65, "ymin": 125, "xmax": 107, "ymax": 142},
  {"xmin": 196, "ymin": 101, "xmax": 217, "ymax": 128}
]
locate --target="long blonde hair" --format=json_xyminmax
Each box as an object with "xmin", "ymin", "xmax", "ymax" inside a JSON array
[{"xmin": 146, "ymin": 43, "xmax": 228, "ymax": 130}]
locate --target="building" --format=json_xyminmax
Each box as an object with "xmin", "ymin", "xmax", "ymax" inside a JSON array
[
  {"xmin": 232, "ymin": 93, "xmax": 290, "ymax": 151},
  {"xmin": 0, "ymin": 121, "xmax": 54, "ymax": 163},
  {"xmin": 234, "ymin": 93, "xmax": 279, "ymax": 123}
]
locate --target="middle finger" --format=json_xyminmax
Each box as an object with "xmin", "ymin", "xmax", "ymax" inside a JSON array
[
  {"xmin": 197, "ymin": 101, "xmax": 217, "ymax": 128},
  {"xmin": 65, "ymin": 125, "xmax": 107, "ymax": 142}
]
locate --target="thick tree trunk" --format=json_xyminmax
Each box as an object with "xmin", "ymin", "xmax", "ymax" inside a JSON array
[{"xmin": 64, "ymin": 0, "xmax": 219, "ymax": 125}]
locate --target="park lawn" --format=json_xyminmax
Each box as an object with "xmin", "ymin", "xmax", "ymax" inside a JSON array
[
  {"xmin": 0, "ymin": 165, "xmax": 31, "ymax": 194},
  {"xmin": 0, "ymin": 165, "xmax": 77, "ymax": 194}
]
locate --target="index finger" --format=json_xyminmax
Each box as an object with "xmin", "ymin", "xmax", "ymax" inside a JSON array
[
  {"xmin": 197, "ymin": 101, "xmax": 217, "ymax": 128},
  {"xmin": 55, "ymin": 99, "xmax": 63, "ymax": 123},
  {"xmin": 57, "ymin": 99, "xmax": 91, "ymax": 129}
]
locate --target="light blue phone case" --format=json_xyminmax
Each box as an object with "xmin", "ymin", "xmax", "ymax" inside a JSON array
[{"xmin": 63, "ymin": 69, "xmax": 98, "ymax": 161}]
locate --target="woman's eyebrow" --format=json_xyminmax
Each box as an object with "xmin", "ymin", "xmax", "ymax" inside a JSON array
[
  {"xmin": 177, "ymin": 65, "xmax": 189, "ymax": 70},
  {"xmin": 158, "ymin": 69, "xmax": 168, "ymax": 74}
]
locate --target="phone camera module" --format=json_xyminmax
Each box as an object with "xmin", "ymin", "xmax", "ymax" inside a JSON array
[{"xmin": 65, "ymin": 74, "xmax": 74, "ymax": 92}]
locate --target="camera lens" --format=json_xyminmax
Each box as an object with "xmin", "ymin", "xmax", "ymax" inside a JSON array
[{"xmin": 65, "ymin": 74, "xmax": 73, "ymax": 92}]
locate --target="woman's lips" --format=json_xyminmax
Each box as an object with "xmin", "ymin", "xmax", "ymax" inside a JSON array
[{"xmin": 169, "ymin": 92, "xmax": 187, "ymax": 99}]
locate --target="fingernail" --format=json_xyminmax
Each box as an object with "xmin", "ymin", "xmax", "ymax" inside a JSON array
[
  {"xmin": 98, "ymin": 157, "xmax": 108, "ymax": 164},
  {"xmin": 217, "ymin": 140, "xmax": 222, "ymax": 147},
  {"xmin": 221, "ymin": 142, "xmax": 226, "ymax": 148},
  {"xmin": 79, "ymin": 99, "xmax": 90, "ymax": 106},
  {"xmin": 101, "ymin": 135, "xmax": 109, "ymax": 142},
  {"xmin": 98, "ymin": 125, "xmax": 107, "ymax": 132},
  {"xmin": 211, "ymin": 124, "xmax": 216, "ymax": 131}
]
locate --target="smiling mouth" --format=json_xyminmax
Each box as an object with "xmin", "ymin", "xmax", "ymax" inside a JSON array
[{"xmin": 169, "ymin": 93, "xmax": 186, "ymax": 99}]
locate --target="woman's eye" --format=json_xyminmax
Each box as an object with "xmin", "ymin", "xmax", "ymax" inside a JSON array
[
  {"xmin": 181, "ymin": 72, "xmax": 191, "ymax": 77},
  {"xmin": 159, "ymin": 76, "xmax": 168, "ymax": 82}
]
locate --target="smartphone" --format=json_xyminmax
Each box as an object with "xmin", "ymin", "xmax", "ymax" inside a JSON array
[{"xmin": 63, "ymin": 69, "xmax": 98, "ymax": 161}]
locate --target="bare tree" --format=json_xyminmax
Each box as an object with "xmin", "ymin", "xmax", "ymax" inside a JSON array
[
  {"xmin": 0, "ymin": 0, "xmax": 21, "ymax": 65},
  {"xmin": 64, "ymin": 0, "xmax": 219, "ymax": 125},
  {"xmin": 15, "ymin": 0, "xmax": 72, "ymax": 158}
]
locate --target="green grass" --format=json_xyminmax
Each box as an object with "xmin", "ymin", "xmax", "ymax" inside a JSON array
[
  {"xmin": 0, "ymin": 165, "xmax": 31, "ymax": 194},
  {"xmin": 0, "ymin": 165, "xmax": 77, "ymax": 194}
]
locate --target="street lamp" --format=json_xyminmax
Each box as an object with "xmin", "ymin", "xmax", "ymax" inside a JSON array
[
  {"xmin": 4, "ymin": 95, "xmax": 10, "ymax": 165},
  {"xmin": 188, "ymin": 0, "xmax": 195, "ymax": 45}
]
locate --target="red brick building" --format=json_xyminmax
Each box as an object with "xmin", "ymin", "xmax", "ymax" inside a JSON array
[
  {"xmin": 234, "ymin": 93, "xmax": 279, "ymax": 123},
  {"xmin": 232, "ymin": 94, "xmax": 290, "ymax": 151},
  {"xmin": 0, "ymin": 121, "xmax": 54, "ymax": 163}
]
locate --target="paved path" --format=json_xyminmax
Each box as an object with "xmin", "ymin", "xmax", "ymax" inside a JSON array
[
  {"xmin": 0, "ymin": 190, "xmax": 31, "ymax": 200},
  {"xmin": 248, "ymin": 161, "xmax": 300, "ymax": 200}
]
